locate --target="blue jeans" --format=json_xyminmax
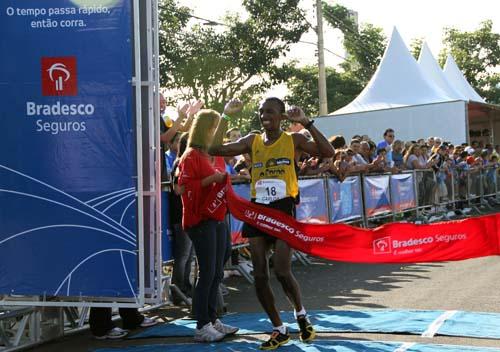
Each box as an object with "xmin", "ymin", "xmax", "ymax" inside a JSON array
[
  {"xmin": 172, "ymin": 223, "xmax": 194, "ymax": 297},
  {"xmin": 187, "ymin": 220, "xmax": 231, "ymax": 328}
]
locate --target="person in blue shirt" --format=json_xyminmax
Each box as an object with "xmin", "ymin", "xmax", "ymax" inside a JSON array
[{"xmin": 377, "ymin": 128, "xmax": 395, "ymax": 167}]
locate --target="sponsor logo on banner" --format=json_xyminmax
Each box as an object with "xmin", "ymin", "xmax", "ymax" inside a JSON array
[
  {"xmin": 41, "ymin": 57, "xmax": 77, "ymax": 96},
  {"xmin": 244, "ymin": 209, "xmax": 258, "ymax": 220},
  {"xmin": 373, "ymin": 236, "xmax": 392, "ymax": 254},
  {"xmin": 207, "ymin": 186, "xmax": 227, "ymax": 214}
]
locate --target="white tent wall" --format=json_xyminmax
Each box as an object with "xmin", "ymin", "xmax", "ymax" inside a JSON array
[{"xmin": 316, "ymin": 100, "xmax": 468, "ymax": 145}]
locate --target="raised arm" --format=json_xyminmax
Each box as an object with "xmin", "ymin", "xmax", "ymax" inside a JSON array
[
  {"xmin": 208, "ymin": 99, "xmax": 253, "ymax": 157},
  {"xmin": 288, "ymin": 107, "xmax": 335, "ymax": 158},
  {"xmin": 160, "ymin": 103, "xmax": 189, "ymax": 144}
]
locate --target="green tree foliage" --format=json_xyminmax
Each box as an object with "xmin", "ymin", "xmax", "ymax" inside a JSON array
[
  {"xmin": 410, "ymin": 37, "xmax": 424, "ymax": 60},
  {"xmin": 439, "ymin": 20, "xmax": 500, "ymax": 103},
  {"xmin": 322, "ymin": 2, "xmax": 386, "ymax": 84},
  {"xmin": 159, "ymin": 0, "xmax": 309, "ymax": 118},
  {"xmin": 284, "ymin": 66, "xmax": 363, "ymax": 116},
  {"xmin": 282, "ymin": 2, "xmax": 385, "ymax": 116}
]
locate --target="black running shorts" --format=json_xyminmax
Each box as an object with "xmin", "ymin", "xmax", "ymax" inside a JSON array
[{"xmin": 242, "ymin": 197, "xmax": 296, "ymax": 240}]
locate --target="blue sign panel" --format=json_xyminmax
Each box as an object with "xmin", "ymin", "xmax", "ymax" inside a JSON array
[
  {"xmin": 297, "ymin": 179, "xmax": 328, "ymax": 223},
  {"xmin": 390, "ymin": 173, "xmax": 416, "ymax": 212},
  {"xmin": 0, "ymin": 1, "xmax": 137, "ymax": 297},
  {"xmin": 363, "ymin": 175, "xmax": 391, "ymax": 217},
  {"xmin": 328, "ymin": 176, "xmax": 363, "ymax": 223}
]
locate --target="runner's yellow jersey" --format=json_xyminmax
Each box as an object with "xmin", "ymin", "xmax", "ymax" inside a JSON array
[{"xmin": 250, "ymin": 132, "xmax": 298, "ymax": 203}]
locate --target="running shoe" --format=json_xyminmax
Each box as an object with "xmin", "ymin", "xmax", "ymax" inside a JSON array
[
  {"xmin": 213, "ymin": 318, "xmax": 239, "ymax": 335},
  {"xmin": 297, "ymin": 314, "xmax": 316, "ymax": 342},
  {"xmin": 94, "ymin": 327, "xmax": 128, "ymax": 340},
  {"xmin": 140, "ymin": 317, "xmax": 158, "ymax": 328},
  {"xmin": 194, "ymin": 322, "xmax": 225, "ymax": 343},
  {"xmin": 259, "ymin": 328, "xmax": 290, "ymax": 350}
]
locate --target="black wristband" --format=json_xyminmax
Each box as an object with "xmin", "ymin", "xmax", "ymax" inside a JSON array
[{"xmin": 304, "ymin": 119, "xmax": 314, "ymax": 129}]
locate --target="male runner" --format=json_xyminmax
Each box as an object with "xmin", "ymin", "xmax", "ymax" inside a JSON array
[{"xmin": 209, "ymin": 98, "xmax": 334, "ymax": 350}]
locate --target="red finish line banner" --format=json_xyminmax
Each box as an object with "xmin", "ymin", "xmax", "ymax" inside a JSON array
[{"xmin": 226, "ymin": 183, "xmax": 500, "ymax": 263}]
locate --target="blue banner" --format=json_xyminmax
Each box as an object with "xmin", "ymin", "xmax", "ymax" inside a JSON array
[
  {"xmin": 297, "ymin": 179, "xmax": 328, "ymax": 223},
  {"xmin": 0, "ymin": 1, "xmax": 136, "ymax": 297},
  {"xmin": 230, "ymin": 183, "xmax": 251, "ymax": 245},
  {"xmin": 328, "ymin": 176, "xmax": 363, "ymax": 223},
  {"xmin": 161, "ymin": 192, "xmax": 173, "ymax": 262},
  {"xmin": 363, "ymin": 175, "xmax": 392, "ymax": 217},
  {"xmin": 390, "ymin": 173, "xmax": 416, "ymax": 212}
]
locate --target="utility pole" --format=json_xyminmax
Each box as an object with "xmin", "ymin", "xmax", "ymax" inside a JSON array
[{"xmin": 316, "ymin": 0, "xmax": 328, "ymax": 115}]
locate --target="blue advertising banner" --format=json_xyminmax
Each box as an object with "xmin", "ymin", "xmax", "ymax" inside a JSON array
[
  {"xmin": 230, "ymin": 183, "xmax": 251, "ymax": 245},
  {"xmin": 328, "ymin": 176, "xmax": 363, "ymax": 223},
  {"xmin": 297, "ymin": 179, "xmax": 328, "ymax": 223},
  {"xmin": 0, "ymin": 1, "xmax": 136, "ymax": 297},
  {"xmin": 161, "ymin": 192, "xmax": 173, "ymax": 262},
  {"xmin": 363, "ymin": 175, "xmax": 391, "ymax": 217},
  {"xmin": 390, "ymin": 173, "xmax": 416, "ymax": 212}
]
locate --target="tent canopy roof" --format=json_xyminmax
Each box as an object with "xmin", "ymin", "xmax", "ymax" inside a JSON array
[{"xmin": 330, "ymin": 28, "xmax": 486, "ymax": 116}]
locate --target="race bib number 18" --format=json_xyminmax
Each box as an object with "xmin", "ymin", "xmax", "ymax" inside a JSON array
[{"xmin": 255, "ymin": 179, "xmax": 286, "ymax": 204}]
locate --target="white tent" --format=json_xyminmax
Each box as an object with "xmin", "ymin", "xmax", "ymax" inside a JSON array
[
  {"xmin": 418, "ymin": 42, "xmax": 467, "ymax": 101},
  {"xmin": 315, "ymin": 28, "xmax": 498, "ymax": 145},
  {"xmin": 443, "ymin": 55, "xmax": 485, "ymax": 103},
  {"xmin": 334, "ymin": 28, "xmax": 453, "ymax": 115}
]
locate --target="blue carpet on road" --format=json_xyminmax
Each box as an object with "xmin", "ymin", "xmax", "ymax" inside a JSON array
[
  {"xmin": 129, "ymin": 309, "xmax": 500, "ymax": 340},
  {"xmin": 94, "ymin": 339, "xmax": 500, "ymax": 352}
]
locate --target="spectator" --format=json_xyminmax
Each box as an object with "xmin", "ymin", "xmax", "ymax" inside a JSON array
[
  {"xmin": 350, "ymin": 139, "xmax": 369, "ymax": 172},
  {"xmin": 377, "ymin": 128, "xmax": 395, "ymax": 166},
  {"xmin": 165, "ymin": 132, "xmax": 180, "ymax": 175},
  {"xmin": 89, "ymin": 309, "xmax": 157, "ymax": 340},
  {"xmin": 329, "ymin": 135, "xmax": 346, "ymax": 150},
  {"xmin": 431, "ymin": 137, "xmax": 442, "ymax": 154},
  {"xmin": 392, "ymin": 140, "xmax": 404, "ymax": 169},
  {"xmin": 178, "ymin": 108, "xmax": 239, "ymax": 342},
  {"xmin": 170, "ymin": 132, "xmax": 194, "ymax": 306},
  {"xmin": 226, "ymin": 127, "xmax": 242, "ymax": 142},
  {"xmin": 404, "ymin": 145, "xmax": 428, "ymax": 170}
]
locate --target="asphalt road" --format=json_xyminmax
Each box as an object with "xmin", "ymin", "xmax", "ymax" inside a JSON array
[{"xmin": 31, "ymin": 254, "xmax": 500, "ymax": 351}]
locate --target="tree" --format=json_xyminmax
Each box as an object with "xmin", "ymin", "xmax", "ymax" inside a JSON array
[
  {"xmin": 158, "ymin": 0, "xmax": 309, "ymax": 118},
  {"xmin": 322, "ymin": 2, "xmax": 387, "ymax": 85},
  {"xmin": 439, "ymin": 20, "xmax": 500, "ymax": 103},
  {"xmin": 284, "ymin": 65, "xmax": 363, "ymax": 116},
  {"xmin": 410, "ymin": 37, "xmax": 424, "ymax": 60}
]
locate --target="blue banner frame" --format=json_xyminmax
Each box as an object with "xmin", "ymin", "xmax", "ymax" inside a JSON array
[{"xmin": 0, "ymin": 0, "xmax": 137, "ymax": 298}]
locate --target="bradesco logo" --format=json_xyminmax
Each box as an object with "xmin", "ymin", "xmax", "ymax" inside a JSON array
[
  {"xmin": 373, "ymin": 236, "xmax": 392, "ymax": 255},
  {"xmin": 41, "ymin": 57, "xmax": 77, "ymax": 96},
  {"xmin": 244, "ymin": 210, "xmax": 258, "ymax": 220}
]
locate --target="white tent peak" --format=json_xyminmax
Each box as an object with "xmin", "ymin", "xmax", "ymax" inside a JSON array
[
  {"xmin": 333, "ymin": 27, "xmax": 453, "ymax": 115},
  {"xmin": 443, "ymin": 54, "xmax": 485, "ymax": 103},
  {"xmin": 418, "ymin": 42, "xmax": 467, "ymax": 101}
]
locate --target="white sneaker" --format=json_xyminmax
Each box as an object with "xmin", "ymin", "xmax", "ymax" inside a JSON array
[
  {"xmin": 194, "ymin": 322, "xmax": 225, "ymax": 342},
  {"xmin": 140, "ymin": 317, "xmax": 158, "ymax": 328},
  {"xmin": 94, "ymin": 327, "xmax": 128, "ymax": 340},
  {"xmin": 213, "ymin": 318, "xmax": 239, "ymax": 335}
]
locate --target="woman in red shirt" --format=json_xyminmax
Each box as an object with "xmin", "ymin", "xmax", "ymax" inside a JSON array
[{"xmin": 178, "ymin": 109, "xmax": 238, "ymax": 342}]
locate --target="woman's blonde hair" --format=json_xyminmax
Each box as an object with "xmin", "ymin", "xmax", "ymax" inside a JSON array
[
  {"xmin": 187, "ymin": 109, "xmax": 220, "ymax": 151},
  {"xmin": 403, "ymin": 144, "xmax": 419, "ymax": 165}
]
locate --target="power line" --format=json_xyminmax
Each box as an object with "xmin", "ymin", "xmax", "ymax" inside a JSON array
[
  {"xmin": 299, "ymin": 40, "xmax": 347, "ymax": 60},
  {"xmin": 322, "ymin": 7, "xmax": 384, "ymax": 59}
]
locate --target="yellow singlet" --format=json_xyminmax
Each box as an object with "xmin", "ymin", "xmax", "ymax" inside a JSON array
[{"xmin": 250, "ymin": 132, "xmax": 298, "ymax": 204}]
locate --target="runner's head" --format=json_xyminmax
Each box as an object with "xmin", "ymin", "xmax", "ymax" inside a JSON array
[
  {"xmin": 258, "ymin": 97, "xmax": 287, "ymax": 132},
  {"xmin": 188, "ymin": 109, "xmax": 220, "ymax": 152}
]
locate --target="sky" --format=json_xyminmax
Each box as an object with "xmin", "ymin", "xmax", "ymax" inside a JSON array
[{"xmin": 178, "ymin": 0, "xmax": 500, "ymax": 97}]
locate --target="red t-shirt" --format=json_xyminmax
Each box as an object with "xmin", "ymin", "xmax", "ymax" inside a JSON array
[{"xmin": 178, "ymin": 148, "xmax": 227, "ymax": 229}]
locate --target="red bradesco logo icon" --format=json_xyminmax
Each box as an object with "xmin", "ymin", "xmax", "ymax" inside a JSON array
[{"xmin": 41, "ymin": 57, "xmax": 77, "ymax": 96}]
